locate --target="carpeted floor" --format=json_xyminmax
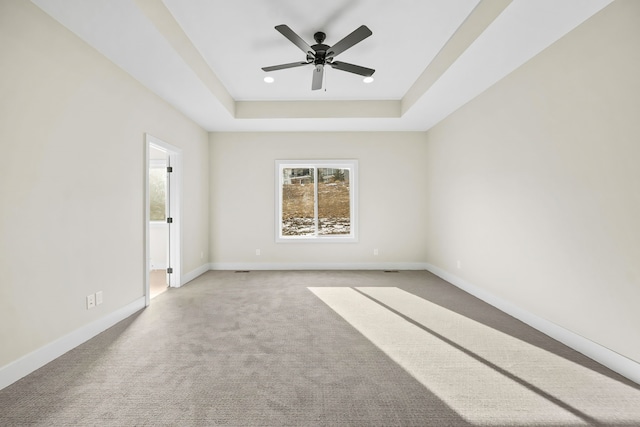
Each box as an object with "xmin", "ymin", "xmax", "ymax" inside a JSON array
[{"xmin": 1, "ymin": 270, "xmax": 639, "ymax": 426}]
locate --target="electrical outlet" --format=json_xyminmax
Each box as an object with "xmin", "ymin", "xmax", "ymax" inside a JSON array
[
  {"xmin": 96, "ymin": 291, "xmax": 103, "ymax": 305},
  {"xmin": 457, "ymin": 260, "xmax": 462, "ymax": 269},
  {"xmin": 87, "ymin": 294, "xmax": 95, "ymax": 309},
  {"xmin": 373, "ymin": 248, "xmax": 379, "ymax": 256},
  {"xmin": 256, "ymin": 249, "xmax": 261, "ymax": 256}
]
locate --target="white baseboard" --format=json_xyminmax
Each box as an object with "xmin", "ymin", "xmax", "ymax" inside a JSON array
[
  {"xmin": 181, "ymin": 263, "xmax": 211, "ymax": 285},
  {"xmin": 209, "ymin": 262, "xmax": 429, "ymax": 271},
  {"xmin": 424, "ymin": 263, "xmax": 640, "ymax": 385},
  {"xmin": 0, "ymin": 297, "xmax": 145, "ymax": 391}
]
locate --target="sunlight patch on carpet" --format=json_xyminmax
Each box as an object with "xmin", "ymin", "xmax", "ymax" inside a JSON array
[{"xmin": 309, "ymin": 286, "xmax": 640, "ymax": 426}]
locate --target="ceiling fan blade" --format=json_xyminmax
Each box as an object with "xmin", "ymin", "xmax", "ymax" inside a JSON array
[
  {"xmin": 326, "ymin": 25, "xmax": 372, "ymax": 58},
  {"xmin": 312, "ymin": 64, "xmax": 324, "ymax": 90},
  {"xmin": 275, "ymin": 25, "xmax": 315, "ymax": 57},
  {"xmin": 262, "ymin": 61, "xmax": 310, "ymax": 72},
  {"xmin": 329, "ymin": 61, "xmax": 375, "ymax": 77}
]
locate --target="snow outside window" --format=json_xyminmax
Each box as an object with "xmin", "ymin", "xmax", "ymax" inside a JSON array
[{"xmin": 275, "ymin": 160, "xmax": 358, "ymax": 242}]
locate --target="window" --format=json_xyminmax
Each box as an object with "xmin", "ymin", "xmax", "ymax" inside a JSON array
[
  {"xmin": 149, "ymin": 161, "xmax": 167, "ymax": 222},
  {"xmin": 276, "ymin": 160, "xmax": 358, "ymax": 242}
]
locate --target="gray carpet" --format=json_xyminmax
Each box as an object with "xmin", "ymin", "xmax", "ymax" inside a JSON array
[{"xmin": 1, "ymin": 270, "xmax": 639, "ymax": 426}]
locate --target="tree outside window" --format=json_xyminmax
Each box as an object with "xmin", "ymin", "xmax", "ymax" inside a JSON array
[{"xmin": 149, "ymin": 167, "xmax": 166, "ymax": 222}]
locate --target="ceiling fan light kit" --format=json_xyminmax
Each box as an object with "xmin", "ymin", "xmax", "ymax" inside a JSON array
[{"xmin": 262, "ymin": 24, "xmax": 375, "ymax": 91}]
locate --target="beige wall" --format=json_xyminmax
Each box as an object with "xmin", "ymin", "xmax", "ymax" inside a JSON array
[
  {"xmin": 424, "ymin": 0, "xmax": 640, "ymax": 362},
  {"xmin": 0, "ymin": 1, "xmax": 209, "ymax": 367},
  {"xmin": 209, "ymin": 132, "xmax": 428, "ymax": 268}
]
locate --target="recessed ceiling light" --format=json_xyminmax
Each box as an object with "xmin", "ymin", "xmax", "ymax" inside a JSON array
[
  {"xmin": 264, "ymin": 76, "xmax": 275, "ymax": 83},
  {"xmin": 363, "ymin": 76, "xmax": 374, "ymax": 84}
]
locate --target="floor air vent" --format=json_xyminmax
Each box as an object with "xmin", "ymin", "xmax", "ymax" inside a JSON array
[
  {"xmin": 384, "ymin": 270, "xmax": 399, "ymax": 273},
  {"xmin": 234, "ymin": 270, "xmax": 250, "ymax": 273}
]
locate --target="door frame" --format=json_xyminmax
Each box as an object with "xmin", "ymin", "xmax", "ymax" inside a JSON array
[{"xmin": 144, "ymin": 133, "xmax": 182, "ymax": 306}]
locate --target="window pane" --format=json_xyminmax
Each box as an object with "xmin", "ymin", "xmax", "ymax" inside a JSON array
[
  {"xmin": 282, "ymin": 168, "xmax": 315, "ymax": 236},
  {"xmin": 149, "ymin": 168, "xmax": 166, "ymax": 221},
  {"xmin": 318, "ymin": 168, "xmax": 350, "ymax": 235}
]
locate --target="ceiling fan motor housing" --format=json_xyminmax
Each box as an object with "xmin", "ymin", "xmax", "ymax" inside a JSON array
[
  {"xmin": 312, "ymin": 44, "xmax": 330, "ymax": 65},
  {"xmin": 312, "ymin": 31, "xmax": 329, "ymax": 64}
]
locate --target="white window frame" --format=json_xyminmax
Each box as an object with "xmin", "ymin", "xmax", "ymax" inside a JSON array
[{"xmin": 275, "ymin": 159, "xmax": 358, "ymax": 243}]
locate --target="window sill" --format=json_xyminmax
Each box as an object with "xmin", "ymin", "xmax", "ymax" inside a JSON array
[{"xmin": 276, "ymin": 235, "xmax": 358, "ymax": 243}]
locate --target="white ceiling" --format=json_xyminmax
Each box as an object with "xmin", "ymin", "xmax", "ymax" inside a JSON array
[{"xmin": 31, "ymin": 0, "xmax": 612, "ymax": 132}]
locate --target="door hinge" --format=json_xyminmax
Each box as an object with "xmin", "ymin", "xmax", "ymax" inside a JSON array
[
  {"xmin": 167, "ymin": 267, "xmax": 173, "ymax": 274},
  {"xmin": 166, "ymin": 217, "xmax": 173, "ymax": 224},
  {"xmin": 167, "ymin": 166, "xmax": 173, "ymax": 173}
]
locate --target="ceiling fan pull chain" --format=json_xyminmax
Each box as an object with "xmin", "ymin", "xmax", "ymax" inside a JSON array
[{"xmin": 324, "ymin": 67, "xmax": 328, "ymax": 92}]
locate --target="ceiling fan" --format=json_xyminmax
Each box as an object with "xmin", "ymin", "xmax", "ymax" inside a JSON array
[{"xmin": 262, "ymin": 24, "xmax": 375, "ymax": 91}]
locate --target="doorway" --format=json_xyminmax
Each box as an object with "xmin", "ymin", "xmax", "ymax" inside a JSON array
[
  {"xmin": 149, "ymin": 146, "xmax": 169, "ymax": 298},
  {"xmin": 145, "ymin": 134, "xmax": 182, "ymax": 306}
]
